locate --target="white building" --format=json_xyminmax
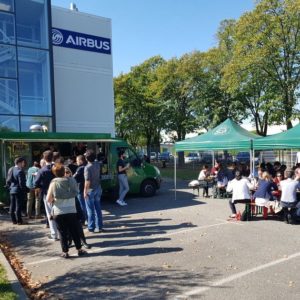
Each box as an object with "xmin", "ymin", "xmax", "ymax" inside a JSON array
[{"xmin": 0, "ymin": 0, "xmax": 115, "ymax": 136}]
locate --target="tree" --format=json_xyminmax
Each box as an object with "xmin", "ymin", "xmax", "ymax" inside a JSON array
[
  {"xmin": 230, "ymin": 0, "xmax": 300, "ymax": 129},
  {"xmin": 155, "ymin": 52, "xmax": 205, "ymax": 141},
  {"xmin": 193, "ymin": 20, "xmax": 246, "ymax": 130},
  {"xmin": 114, "ymin": 56, "xmax": 165, "ymax": 154}
]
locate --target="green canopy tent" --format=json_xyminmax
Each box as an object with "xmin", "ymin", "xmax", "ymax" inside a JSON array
[
  {"xmin": 173, "ymin": 119, "xmax": 260, "ymax": 199},
  {"xmin": 175, "ymin": 118, "xmax": 259, "ymax": 151},
  {"xmin": 253, "ymin": 123, "xmax": 300, "ymax": 150}
]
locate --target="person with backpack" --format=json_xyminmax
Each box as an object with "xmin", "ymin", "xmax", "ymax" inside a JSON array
[
  {"xmin": 34, "ymin": 150, "xmax": 59, "ymax": 241},
  {"xmin": 26, "ymin": 161, "xmax": 41, "ymax": 218},
  {"xmin": 7, "ymin": 157, "xmax": 28, "ymax": 225}
]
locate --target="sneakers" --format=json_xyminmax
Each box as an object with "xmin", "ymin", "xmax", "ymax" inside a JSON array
[
  {"xmin": 48, "ymin": 235, "xmax": 59, "ymax": 241},
  {"xmin": 116, "ymin": 199, "xmax": 127, "ymax": 206},
  {"xmin": 94, "ymin": 228, "xmax": 100, "ymax": 233}
]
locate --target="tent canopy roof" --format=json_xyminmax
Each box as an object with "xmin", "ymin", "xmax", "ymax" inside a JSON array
[
  {"xmin": 175, "ymin": 119, "xmax": 260, "ymax": 152},
  {"xmin": 253, "ymin": 123, "xmax": 300, "ymax": 150}
]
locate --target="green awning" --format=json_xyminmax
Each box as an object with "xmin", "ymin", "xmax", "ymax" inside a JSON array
[
  {"xmin": 253, "ymin": 123, "xmax": 300, "ymax": 150},
  {"xmin": 175, "ymin": 119, "xmax": 260, "ymax": 152},
  {"xmin": 0, "ymin": 132, "xmax": 114, "ymax": 142}
]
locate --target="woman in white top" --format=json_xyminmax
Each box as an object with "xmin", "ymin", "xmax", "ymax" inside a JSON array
[
  {"xmin": 198, "ymin": 165, "xmax": 210, "ymax": 197},
  {"xmin": 47, "ymin": 163, "xmax": 87, "ymax": 258},
  {"xmin": 226, "ymin": 170, "xmax": 254, "ymax": 218}
]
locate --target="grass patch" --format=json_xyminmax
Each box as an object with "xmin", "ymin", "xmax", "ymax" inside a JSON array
[
  {"xmin": 0, "ymin": 263, "xmax": 18, "ymax": 300},
  {"xmin": 159, "ymin": 167, "xmax": 199, "ymax": 180}
]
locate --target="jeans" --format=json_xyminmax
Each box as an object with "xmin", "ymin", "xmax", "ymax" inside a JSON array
[
  {"xmin": 77, "ymin": 192, "xmax": 87, "ymax": 223},
  {"xmin": 118, "ymin": 174, "xmax": 129, "ymax": 202},
  {"xmin": 10, "ymin": 193, "xmax": 24, "ymax": 224},
  {"xmin": 85, "ymin": 186, "xmax": 103, "ymax": 231},
  {"xmin": 27, "ymin": 188, "xmax": 41, "ymax": 217}
]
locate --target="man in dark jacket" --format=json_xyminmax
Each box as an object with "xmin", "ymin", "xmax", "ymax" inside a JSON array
[
  {"xmin": 73, "ymin": 154, "xmax": 87, "ymax": 224},
  {"xmin": 8, "ymin": 157, "xmax": 28, "ymax": 225}
]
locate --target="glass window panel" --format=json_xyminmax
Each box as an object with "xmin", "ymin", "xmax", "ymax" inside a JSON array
[
  {"xmin": 18, "ymin": 47, "xmax": 52, "ymax": 116},
  {"xmin": 20, "ymin": 116, "xmax": 52, "ymax": 132},
  {"xmin": 0, "ymin": 44, "xmax": 17, "ymax": 77},
  {"xmin": 0, "ymin": 79, "xmax": 18, "ymax": 114},
  {"xmin": 0, "ymin": 115, "xmax": 19, "ymax": 131},
  {"xmin": 16, "ymin": 0, "xmax": 48, "ymax": 49},
  {"xmin": 0, "ymin": 0, "xmax": 14, "ymax": 12},
  {"xmin": 0, "ymin": 12, "xmax": 15, "ymax": 44}
]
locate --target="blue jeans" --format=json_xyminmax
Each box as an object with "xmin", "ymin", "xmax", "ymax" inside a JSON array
[
  {"xmin": 85, "ymin": 186, "xmax": 103, "ymax": 231},
  {"xmin": 77, "ymin": 192, "xmax": 87, "ymax": 223},
  {"xmin": 118, "ymin": 174, "xmax": 129, "ymax": 201}
]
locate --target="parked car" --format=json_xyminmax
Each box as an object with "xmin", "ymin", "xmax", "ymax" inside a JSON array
[
  {"xmin": 150, "ymin": 152, "xmax": 157, "ymax": 161},
  {"xmin": 159, "ymin": 152, "xmax": 171, "ymax": 162},
  {"xmin": 236, "ymin": 152, "xmax": 250, "ymax": 163},
  {"xmin": 201, "ymin": 153, "xmax": 213, "ymax": 164},
  {"xmin": 235, "ymin": 152, "xmax": 259, "ymax": 164},
  {"xmin": 185, "ymin": 152, "xmax": 200, "ymax": 163}
]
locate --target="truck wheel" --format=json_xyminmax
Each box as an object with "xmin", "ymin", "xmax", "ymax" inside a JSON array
[{"xmin": 140, "ymin": 180, "xmax": 156, "ymax": 197}]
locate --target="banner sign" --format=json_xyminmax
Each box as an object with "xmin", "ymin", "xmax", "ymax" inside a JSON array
[{"xmin": 52, "ymin": 27, "xmax": 111, "ymax": 55}]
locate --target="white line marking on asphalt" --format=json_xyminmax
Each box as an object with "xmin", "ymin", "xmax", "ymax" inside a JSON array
[
  {"xmin": 26, "ymin": 221, "xmax": 233, "ymax": 266},
  {"xmin": 175, "ymin": 251, "xmax": 300, "ymax": 299}
]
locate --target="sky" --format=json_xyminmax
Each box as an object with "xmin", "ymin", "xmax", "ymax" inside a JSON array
[{"xmin": 51, "ymin": 0, "xmax": 255, "ymax": 77}]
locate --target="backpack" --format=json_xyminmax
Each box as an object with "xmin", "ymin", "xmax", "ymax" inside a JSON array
[{"xmin": 5, "ymin": 167, "xmax": 14, "ymax": 189}]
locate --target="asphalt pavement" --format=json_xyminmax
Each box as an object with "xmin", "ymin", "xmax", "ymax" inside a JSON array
[{"xmin": 1, "ymin": 178, "xmax": 300, "ymax": 300}]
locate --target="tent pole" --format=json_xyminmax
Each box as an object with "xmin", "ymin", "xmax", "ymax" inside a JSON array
[
  {"xmin": 250, "ymin": 140, "xmax": 253, "ymax": 177},
  {"xmin": 174, "ymin": 151, "xmax": 177, "ymax": 200}
]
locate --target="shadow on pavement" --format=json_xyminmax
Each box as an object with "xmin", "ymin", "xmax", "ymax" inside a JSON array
[
  {"xmin": 102, "ymin": 180, "xmax": 206, "ymax": 217},
  {"xmin": 42, "ymin": 263, "xmax": 221, "ymax": 300}
]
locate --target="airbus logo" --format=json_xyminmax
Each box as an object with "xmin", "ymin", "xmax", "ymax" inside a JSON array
[
  {"xmin": 52, "ymin": 27, "xmax": 111, "ymax": 55},
  {"xmin": 52, "ymin": 29, "xmax": 64, "ymax": 45}
]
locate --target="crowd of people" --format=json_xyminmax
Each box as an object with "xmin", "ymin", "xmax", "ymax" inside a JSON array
[
  {"xmin": 197, "ymin": 161, "xmax": 300, "ymax": 224},
  {"xmin": 5, "ymin": 148, "xmax": 131, "ymax": 258}
]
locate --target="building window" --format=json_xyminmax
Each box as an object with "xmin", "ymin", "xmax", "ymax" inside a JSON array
[
  {"xmin": 0, "ymin": 0, "xmax": 14, "ymax": 12},
  {"xmin": 0, "ymin": 79, "xmax": 18, "ymax": 114},
  {"xmin": 0, "ymin": 12, "xmax": 15, "ymax": 44},
  {"xmin": 18, "ymin": 47, "xmax": 51, "ymax": 115},
  {"xmin": 16, "ymin": 0, "xmax": 49, "ymax": 49},
  {"xmin": 0, "ymin": 44, "xmax": 17, "ymax": 78},
  {"xmin": 0, "ymin": 115, "xmax": 19, "ymax": 131},
  {"xmin": 20, "ymin": 116, "xmax": 52, "ymax": 132}
]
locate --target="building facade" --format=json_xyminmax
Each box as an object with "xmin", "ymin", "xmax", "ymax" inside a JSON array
[
  {"xmin": 0, "ymin": 0, "xmax": 53, "ymax": 132},
  {"xmin": 0, "ymin": 0, "xmax": 114, "ymax": 136}
]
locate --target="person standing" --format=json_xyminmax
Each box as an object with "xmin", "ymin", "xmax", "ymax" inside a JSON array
[
  {"xmin": 84, "ymin": 149, "xmax": 103, "ymax": 233},
  {"xmin": 116, "ymin": 150, "xmax": 130, "ymax": 206},
  {"xmin": 34, "ymin": 150, "xmax": 59, "ymax": 241},
  {"xmin": 73, "ymin": 155, "xmax": 87, "ymax": 225},
  {"xmin": 26, "ymin": 161, "xmax": 41, "ymax": 218},
  {"xmin": 47, "ymin": 163, "xmax": 87, "ymax": 258},
  {"xmin": 7, "ymin": 157, "xmax": 28, "ymax": 225}
]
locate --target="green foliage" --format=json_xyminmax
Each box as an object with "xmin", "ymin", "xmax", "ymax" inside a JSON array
[
  {"xmin": 0, "ymin": 264, "xmax": 18, "ymax": 300},
  {"xmin": 114, "ymin": 56, "xmax": 165, "ymax": 152},
  {"xmin": 228, "ymin": 0, "xmax": 300, "ymax": 129},
  {"xmin": 114, "ymin": 0, "xmax": 300, "ymax": 148}
]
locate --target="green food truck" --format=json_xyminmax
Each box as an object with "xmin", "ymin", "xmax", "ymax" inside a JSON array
[{"xmin": 0, "ymin": 132, "xmax": 161, "ymax": 204}]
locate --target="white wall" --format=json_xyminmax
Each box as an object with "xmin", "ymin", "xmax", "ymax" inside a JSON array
[{"xmin": 51, "ymin": 6, "xmax": 115, "ymax": 136}]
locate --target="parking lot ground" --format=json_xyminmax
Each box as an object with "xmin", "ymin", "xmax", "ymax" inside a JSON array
[{"xmin": 1, "ymin": 179, "xmax": 300, "ymax": 299}]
